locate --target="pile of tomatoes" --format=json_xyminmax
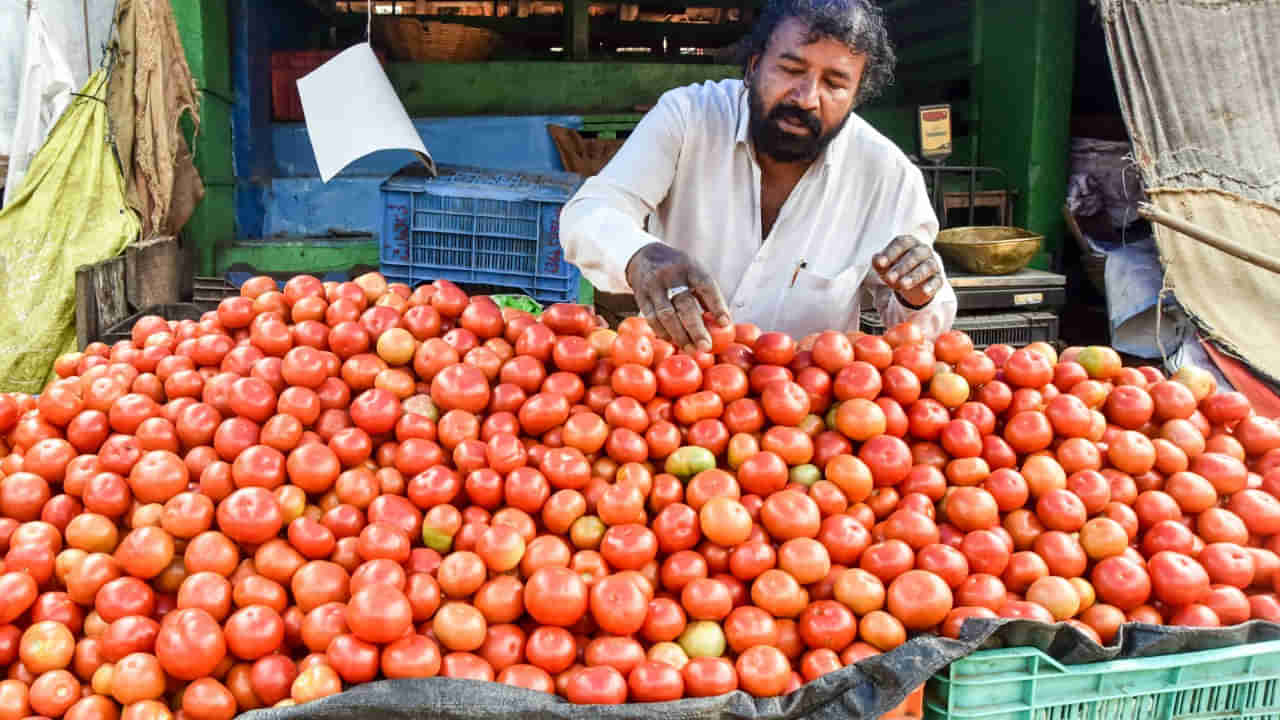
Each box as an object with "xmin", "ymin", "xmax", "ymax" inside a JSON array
[{"xmin": 0, "ymin": 271, "xmax": 1279, "ymax": 719}]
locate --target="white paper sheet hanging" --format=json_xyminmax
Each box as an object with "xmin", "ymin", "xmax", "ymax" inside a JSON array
[{"xmin": 296, "ymin": 42, "xmax": 434, "ymax": 183}]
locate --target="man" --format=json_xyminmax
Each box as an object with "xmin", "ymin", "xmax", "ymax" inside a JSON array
[{"xmin": 560, "ymin": 0, "xmax": 957, "ymax": 353}]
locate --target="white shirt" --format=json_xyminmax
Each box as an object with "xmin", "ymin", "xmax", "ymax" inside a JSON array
[{"xmin": 560, "ymin": 78, "xmax": 957, "ymax": 341}]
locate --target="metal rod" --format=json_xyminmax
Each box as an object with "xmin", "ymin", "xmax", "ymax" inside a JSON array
[
  {"xmin": 1138, "ymin": 201, "xmax": 1280, "ymax": 275},
  {"xmin": 929, "ymin": 165, "xmax": 943, "ymax": 228},
  {"xmin": 83, "ymin": 0, "xmax": 92, "ymax": 75},
  {"xmin": 968, "ymin": 165, "xmax": 976, "ymax": 226}
]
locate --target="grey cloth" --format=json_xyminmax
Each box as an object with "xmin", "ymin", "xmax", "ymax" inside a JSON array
[
  {"xmin": 1098, "ymin": 0, "xmax": 1280, "ymax": 207},
  {"xmin": 1068, "ymin": 137, "xmax": 1146, "ymax": 233},
  {"xmin": 240, "ymin": 620, "xmax": 1280, "ymax": 720},
  {"xmin": 1098, "ymin": 0, "xmax": 1280, "ymax": 381}
]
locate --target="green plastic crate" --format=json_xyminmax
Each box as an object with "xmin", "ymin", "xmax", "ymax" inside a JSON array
[{"xmin": 925, "ymin": 640, "xmax": 1280, "ymax": 720}]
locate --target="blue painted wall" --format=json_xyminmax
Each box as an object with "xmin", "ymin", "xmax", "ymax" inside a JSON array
[
  {"xmin": 271, "ymin": 115, "xmax": 581, "ymax": 178},
  {"xmin": 230, "ymin": 0, "xmax": 274, "ymax": 239},
  {"xmin": 229, "ymin": 0, "xmax": 586, "ymax": 244},
  {"xmin": 263, "ymin": 115, "xmax": 582, "ymax": 238}
]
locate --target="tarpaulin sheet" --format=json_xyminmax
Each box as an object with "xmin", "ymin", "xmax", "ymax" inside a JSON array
[
  {"xmin": 1148, "ymin": 187, "xmax": 1280, "ymax": 383},
  {"xmin": 1099, "ymin": 0, "xmax": 1280, "ymax": 381},
  {"xmin": 0, "ymin": 69, "xmax": 139, "ymax": 392},
  {"xmin": 241, "ymin": 619, "xmax": 1280, "ymax": 720}
]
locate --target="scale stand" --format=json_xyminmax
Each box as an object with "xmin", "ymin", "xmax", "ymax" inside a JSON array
[
  {"xmin": 915, "ymin": 103, "xmax": 1014, "ymax": 230},
  {"xmin": 906, "ymin": 104, "xmax": 1066, "ymax": 346}
]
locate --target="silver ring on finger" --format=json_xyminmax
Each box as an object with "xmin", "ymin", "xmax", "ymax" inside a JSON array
[{"xmin": 666, "ymin": 285, "xmax": 691, "ymax": 301}]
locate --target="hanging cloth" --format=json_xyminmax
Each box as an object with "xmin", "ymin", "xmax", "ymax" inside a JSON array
[
  {"xmin": 1098, "ymin": 0, "xmax": 1280, "ymax": 382},
  {"xmin": 107, "ymin": 0, "xmax": 204, "ymax": 238}
]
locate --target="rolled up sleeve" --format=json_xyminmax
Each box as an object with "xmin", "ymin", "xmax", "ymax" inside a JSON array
[{"xmin": 560, "ymin": 90, "xmax": 689, "ymax": 294}]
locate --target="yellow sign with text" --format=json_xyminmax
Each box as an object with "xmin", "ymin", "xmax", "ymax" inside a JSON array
[{"xmin": 919, "ymin": 104, "xmax": 952, "ymax": 160}]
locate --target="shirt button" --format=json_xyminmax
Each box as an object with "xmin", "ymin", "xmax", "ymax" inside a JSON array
[{"xmin": 735, "ymin": 300, "xmax": 746, "ymax": 309}]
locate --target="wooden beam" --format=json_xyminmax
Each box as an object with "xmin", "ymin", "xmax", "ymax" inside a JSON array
[
  {"xmin": 565, "ymin": 0, "xmax": 589, "ymax": 58},
  {"xmin": 298, "ymin": 0, "xmax": 338, "ymax": 15},
  {"xmin": 387, "ymin": 61, "xmax": 739, "ymax": 114}
]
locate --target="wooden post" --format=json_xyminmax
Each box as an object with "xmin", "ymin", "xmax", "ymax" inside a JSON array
[
  {"xmin": 75, "ymin": 268, "xmax": 96, "ymax": 352},
  {"xmin": 565, "ymin": 0, "xmax": 589, "ymax": 59}
]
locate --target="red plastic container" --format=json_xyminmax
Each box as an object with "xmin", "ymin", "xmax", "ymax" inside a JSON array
[{"xmin": 271, "ymin": 50, "xmax": 387, "ymax": 122}]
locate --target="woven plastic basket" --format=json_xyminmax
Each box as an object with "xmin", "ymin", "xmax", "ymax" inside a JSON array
[
  {"xmin": 376, "ymin": 17, "xmax": 499, "ymax": 62},
  {"xmin": 547, "ymin": 125, "xmax": 626, "ymax": 177}
]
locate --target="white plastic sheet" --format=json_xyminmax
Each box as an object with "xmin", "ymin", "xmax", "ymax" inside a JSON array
[
  {"xmin": 4, "ymin": 7, "xmax": 76, "ymax": 205},
  {"xmin": 1, "ymin": 0, "xmax": 115, "ymax": 202},
  {"xmin": 0, "ymin": 0, "xmax": 28, "ymax": 163},
  {"xmin": 32, "ymin": 0, "xmax": 114, "ymax": 82}
]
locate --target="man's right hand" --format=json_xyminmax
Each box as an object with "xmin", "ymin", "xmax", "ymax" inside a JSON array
[{"xmin": 625, "ymin": 243, "xmax": 732, "ymax": 353}]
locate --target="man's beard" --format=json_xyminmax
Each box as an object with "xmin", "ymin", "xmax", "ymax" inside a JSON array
[{"xmin": 747, "ymin": 81, "xmax": 851, "ymax": 164}]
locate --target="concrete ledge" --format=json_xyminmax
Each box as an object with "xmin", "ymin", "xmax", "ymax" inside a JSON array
[{"xmin": 215, "ymin": 237, "xmax": 380, "ymax": 277}]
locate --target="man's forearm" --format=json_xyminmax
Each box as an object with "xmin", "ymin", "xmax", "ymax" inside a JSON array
[
  {"xmin": 874, "ymin": 278, "xmax": 958, "ymax": 342},
  {"xmin": 559, "ymin": 89, "xmax": 687, "ymax": 297}
]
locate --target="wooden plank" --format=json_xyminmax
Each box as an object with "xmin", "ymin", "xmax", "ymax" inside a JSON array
[
  {"xmin": 75, "ymin": 268, "xmax": 96, "ymax": 352},
  {"xmin": 566, "ymin": 0, "xmax": 590, "ymax": 58},
  {"xmin": 94, "ymin": 258, "xmax": 130, "ymax": 332},
  {"xmin": 126, "ymin": 236, "xmax": 182, "ymax": 310},
  {"xmin": 74, "ymin": 255, "xmax": 128, "ymax": 350}
]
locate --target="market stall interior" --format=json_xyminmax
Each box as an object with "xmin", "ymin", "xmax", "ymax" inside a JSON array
[{"xmin": 185, "ymin": 0, "xmax": 1079, "ymax": 304}]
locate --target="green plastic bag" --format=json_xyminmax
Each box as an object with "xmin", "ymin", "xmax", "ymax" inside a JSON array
[
  {"xmin": 0, "ymin": 70, "xmax": 140, "ymax": 393},
  {"xmin": 490, "ymin": 294, "xmax": 542, "ymax": 316}
]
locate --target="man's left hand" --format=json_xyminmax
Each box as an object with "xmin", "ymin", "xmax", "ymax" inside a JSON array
[{"xmin": 872, "ymin": 235, "xmax": 944, "ymax": 308}]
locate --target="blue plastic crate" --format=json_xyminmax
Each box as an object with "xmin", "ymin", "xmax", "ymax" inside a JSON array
[
  {"xmin": 380, "ymin": 165, "xmax": 585, "ymax": 304},
  {"xmin": 925, "ymin": 639, "xmax": 1280, "ymax": 719}
]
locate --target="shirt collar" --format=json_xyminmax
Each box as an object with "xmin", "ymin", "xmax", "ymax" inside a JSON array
[
  {"xmin": 734, "ymin": 86, "xmax": 751, "ymax": 146},
  {"xmin": 734, "ymin": 82, "xmax": 854, "ymax": 170}
]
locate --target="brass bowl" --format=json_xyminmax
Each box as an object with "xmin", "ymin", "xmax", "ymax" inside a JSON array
[{"xmin": 934, "ymin": 226, "xmax": 1043, "ymax": 275}]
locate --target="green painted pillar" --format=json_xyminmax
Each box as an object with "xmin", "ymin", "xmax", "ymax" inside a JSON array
[
  {"xmin": 173, "ymin": 0, "xmax": 236, "ymax": 277},
  {"xmin": 973, "ymin": 0, "xmax": 1076, "ymax": 270}
]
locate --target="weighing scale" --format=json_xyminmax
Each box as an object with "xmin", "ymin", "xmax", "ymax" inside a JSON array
[
  {"xmin": 947, "ymin": 268, "xmax": 1066, "ymax": 313},
  {"xmin": 892, "ymin": 105, "xmax": 1070, "ymax": 344}
]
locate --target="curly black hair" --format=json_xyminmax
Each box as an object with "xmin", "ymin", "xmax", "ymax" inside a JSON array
[{"xmin": 740, "ymin": 0, "xmax": 896, "ymax": 107}]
